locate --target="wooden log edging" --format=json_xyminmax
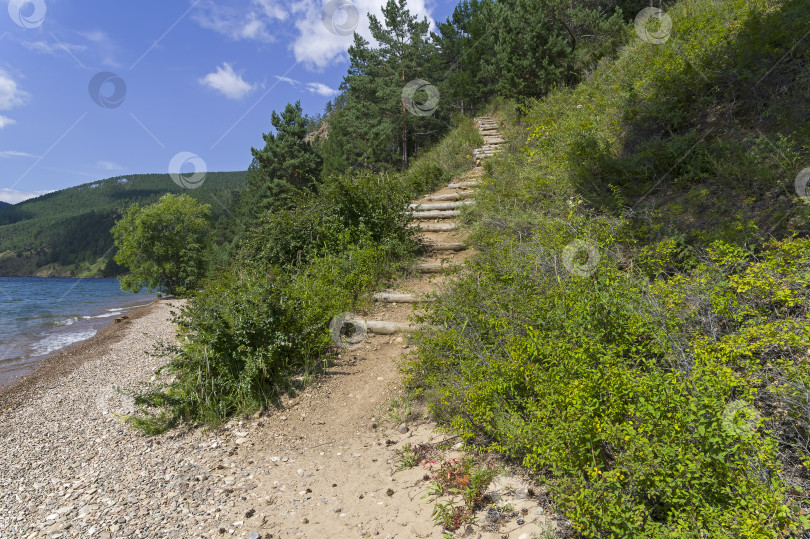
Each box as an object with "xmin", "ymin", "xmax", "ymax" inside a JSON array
[
  {"xmin": 407, "ymin": 222, "xmax": 457, "ymax": 231},
  {"xmin": 425, "ymin": 191, "xmax": 473, "ymax": 201},
  {"xmin": 408, "ymin": 200, "xmax": 474, "ymax": 211},
  {"xmin": 424, "ymin": 242, "xmax": 467, "ymax": 252},
  {"xmin": 373, "ymin": 292, "xmax": 433, "ymax": 303},
  {"xmin": 408, "ymin": 210, "xmax": 460, "ymax": 220},
  {"xmin": 447, "ymin": 181, "xmax": 479, "ymax": 189}
]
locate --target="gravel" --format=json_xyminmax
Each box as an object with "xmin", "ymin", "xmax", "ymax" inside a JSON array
[{"xmin": 0, "ymin": 300, "xmax": 232, "ymax": 538}]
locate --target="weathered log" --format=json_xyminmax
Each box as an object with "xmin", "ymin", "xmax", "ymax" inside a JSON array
[
  {"xmin": 447, "ymin": 181, "xmax": 479, "ymax": 189},
  {"xmin": 408, "ymin": 210, "xmax": 460, "ymax": 219},
  {"xmin": 424, "ymin": 242, "xmax": 467, "ymax": 252},
  {"xmin": 366, "ymin": 320, "xmax": 417, "ymax": 334},
  {"xmin": 425, "ymin": 191, "xmax": 473, "ymax": 201},
  {"xmin": 407, "ymin": 222, "xmax": 457, "ymax": 231},
  {"xmin": 416, "ymin": 261, "xmax": 458, "ymax": 273},
  {"xmin": 373, "ymin": 292, "xmax": 433, "ymax": 303},
  {"xmin": 408, "ymin": 200, "xmax": 474, "ymax": 211}
]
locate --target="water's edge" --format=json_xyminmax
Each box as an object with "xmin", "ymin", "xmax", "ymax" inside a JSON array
[{"xmin": 0, "ymin": 298, "xmax": 162, "ymax": 395}]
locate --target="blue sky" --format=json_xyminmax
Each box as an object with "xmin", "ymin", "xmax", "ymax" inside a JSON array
[{"xmin": 0, "ymin": 0, "xmax": 453, "ymax": 203}]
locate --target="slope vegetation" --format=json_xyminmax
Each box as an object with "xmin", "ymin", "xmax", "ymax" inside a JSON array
[
  {"xmin": 0, "ymin": 171, "xmax": 245, "ymax": 277},
  {"xmin": 406, "ymin": 0, "xmax": 810, "ymax": 535}
]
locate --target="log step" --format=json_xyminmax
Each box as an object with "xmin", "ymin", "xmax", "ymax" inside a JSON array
[
  {"xmin": 408, "ymin": 210, "xmax": 460, "ymax": 220},
  {"xmin": 373, "ymin": 292, "xmax": 432, "ymax": 303},
  {"xmin": 408, "ymin": 200, "xmax": 474, "ymax": 211},
  {"xmin": 366, "ymin": 320, "xmax": 416, "ymax": 334},
  {"xmin": 417, "ymin": 261, "xmax": 459, "ymax": 273},
  {"xmin": 425, "ymin": 191, "xmax": 473, "ymax": 201},
  {"xmin": 407, "ymin": 222, "xmax": 457, "ymax": 231},
  {"xmin": 425, "ymin": 242, "xmax": 467, "ymax": 252},
  {"xmin": 447, "ymin": 181, "xmax": 479, "ymax": 189}
]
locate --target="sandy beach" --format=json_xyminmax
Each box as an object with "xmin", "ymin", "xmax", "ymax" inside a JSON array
[{"xmin": 0, "ymin": 276, "xmax": 554, "ymax": 538}]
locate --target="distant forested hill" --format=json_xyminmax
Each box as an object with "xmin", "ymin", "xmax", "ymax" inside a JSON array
[
  {"xmin": 0, "ymin": 201, "xmax": 10, "ymax": 210},
  {"xmin": 0, "ymin": 171, "xmax": 246, "ymax": 277}
]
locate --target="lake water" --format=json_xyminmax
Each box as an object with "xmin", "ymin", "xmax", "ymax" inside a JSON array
[{"xmin": 0, "ymin": 277, "xmax": 155, "ymax": 389}]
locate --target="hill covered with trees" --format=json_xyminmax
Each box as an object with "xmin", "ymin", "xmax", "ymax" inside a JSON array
[{"xmin": 0, "ymin": 171, "xmax": 245, "ymax": 277}]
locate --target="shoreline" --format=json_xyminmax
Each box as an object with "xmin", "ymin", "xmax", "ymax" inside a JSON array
[{"xmin": 0, "ymin": 299, "xmax": 163, "ymax": 415}]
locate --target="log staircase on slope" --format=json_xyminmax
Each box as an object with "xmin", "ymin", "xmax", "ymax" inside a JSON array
[{"xmin": 333, "ymin": 117, "xmax": 503, "ymax": 341}]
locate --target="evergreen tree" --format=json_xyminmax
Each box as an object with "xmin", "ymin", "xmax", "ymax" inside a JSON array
[
  {"xmin": 432, "ymin": 0, "xmax": 498, "ymax": 116},
  {"xmin": 243, "ymin": 101, "xmax": 322, "ymax": 218},
  {"xmin": 335, "ymin": 0, "xmax": 439, "ymax": 171},
  {"xmin": 493, "ymin": 0, "xmax": 572, "ymax": 104}
]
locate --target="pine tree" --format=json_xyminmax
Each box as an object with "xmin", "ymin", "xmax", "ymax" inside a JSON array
[
  {"xmin": 433, "ymin": 0, "xmax": 498, "ymax": 116},
  {"xmin": 493, "ymin": 0, "xmax": 572, "ymax": 105},
  {"xmin": 242, "ymin": 101, "xmax": 322, "ymax": 218},
  {"xmin": 336, "ymin": 0, "xmax": 439, "ymax": 171}
]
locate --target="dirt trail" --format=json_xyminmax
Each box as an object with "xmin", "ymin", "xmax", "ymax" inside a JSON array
[
  {"xmin": 211, "ymin": 118, "xmax": 562, "ymax": 538},
  {"xmin": 0, "ymin": 118, "xmax": 564, "ymax": 539}
]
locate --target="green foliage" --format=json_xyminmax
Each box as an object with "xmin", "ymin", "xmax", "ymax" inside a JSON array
[
  {"xmin": 111, "ymin": 194, "xmax": 211, "ymax": 296},
  {"xmin": 493, "ymin": 0, "xmax": 573, "ymax": 104},
  {"xmin": 433, "ymin": 0, "xmax": 631, "ymax": 111},
  {"xmin": 239, "ymin": 101, "xmax": 323, "ymax": 221},
  {"xmin": 322, "ymin": 0, "xmax": 440, "ymax": 173},
  {"xmin": 406, "ymin": 0, "xmax": 810, "ymax": 535},
  {"xmin": 238, "ymin": 172, "xmax": 415, "ymax": 269},
  {"xmin": 423, "ymin": 456, "xmax": 499, "ymax": 531},
  {"xmin": 127, "ymin": 104, "xmax": 484, "ymax": 428},
  {"xmin": 0, "ymin": 171, "xmax": 244, "ymax": 277}
]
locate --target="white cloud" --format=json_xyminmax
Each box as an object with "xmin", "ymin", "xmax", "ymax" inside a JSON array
[
  {"xmin": 79, "ymin": 31, "xmax": 119, "ymax": 67},
  {"xmin": 0, "ymin": 68, "xmax": 30, "ymax": 111},
  {"xmin": 97, "ymin": 160, "xmax": 124, "ymax": 171},
  {"xmin": 194, "ymin": 0, "xmax": 287, "ymax": 43},
  {"xmin": 274, "ymin": 75, "xmax": 338, "ymax": 97},
  {"xmin": 291, "ymin": 0, "xmax": 435, "ymax": 70},
  {"xmin": 200, "ymin": 63, "xmax": 257, "ymax": 100},
  {"xmin": 276, "ymin": 75, "xmax": 298, "ymax": 85},
  {"xmin": 0, "ymin": 115, "xmax": 16, "ymax": 129},
  {"xmin": 0, "ymin": 150, "xmax": 38, "ymax": 158},
  {"xmin": 0, "ymin": 188, "xmax": 53, "ymax": 204},
  {"xmin": 22, "ymin": 40, "xmax": 88, "ymax": 56},
  {"xmin": 306, "ymin": 82, "xmax": 338, "ymax": 96},
  {"xmin": 194, "ymin": 0, "xmax": 435, "ymax": 71}
]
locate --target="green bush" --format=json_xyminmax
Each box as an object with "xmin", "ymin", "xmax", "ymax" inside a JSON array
[
  {"xmin": 408, "ymin": 235, "xmax": 810, "ymax": 536},
  {"xmin": 406, "ymin": 0, "xmax": 810, "ymax": 535},
  {"xmin": 127, "ymin": 117, "xmax": 484, "ymax": 428},
  {"xmin": 134, "ymin": 241, "xmax": 400, "ymax": 425}
]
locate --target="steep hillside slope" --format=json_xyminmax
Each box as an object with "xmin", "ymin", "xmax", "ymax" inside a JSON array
[
  {"xmin": 407, "ymin": 0, "xmax": 810, "ymax": 535},
  {"xmin": 0, "ymin": 171, "xmax": 246, "ymax": 277}
]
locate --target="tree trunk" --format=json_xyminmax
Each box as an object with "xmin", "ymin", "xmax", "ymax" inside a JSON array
[{"xmin": 401, "ymin": 67, "xmax": 408, "ymax": 171}]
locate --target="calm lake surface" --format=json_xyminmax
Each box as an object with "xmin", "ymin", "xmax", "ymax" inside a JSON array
[{"xmin": 0, "ymin": 277, "xmax": 154, "ymax": 389}]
